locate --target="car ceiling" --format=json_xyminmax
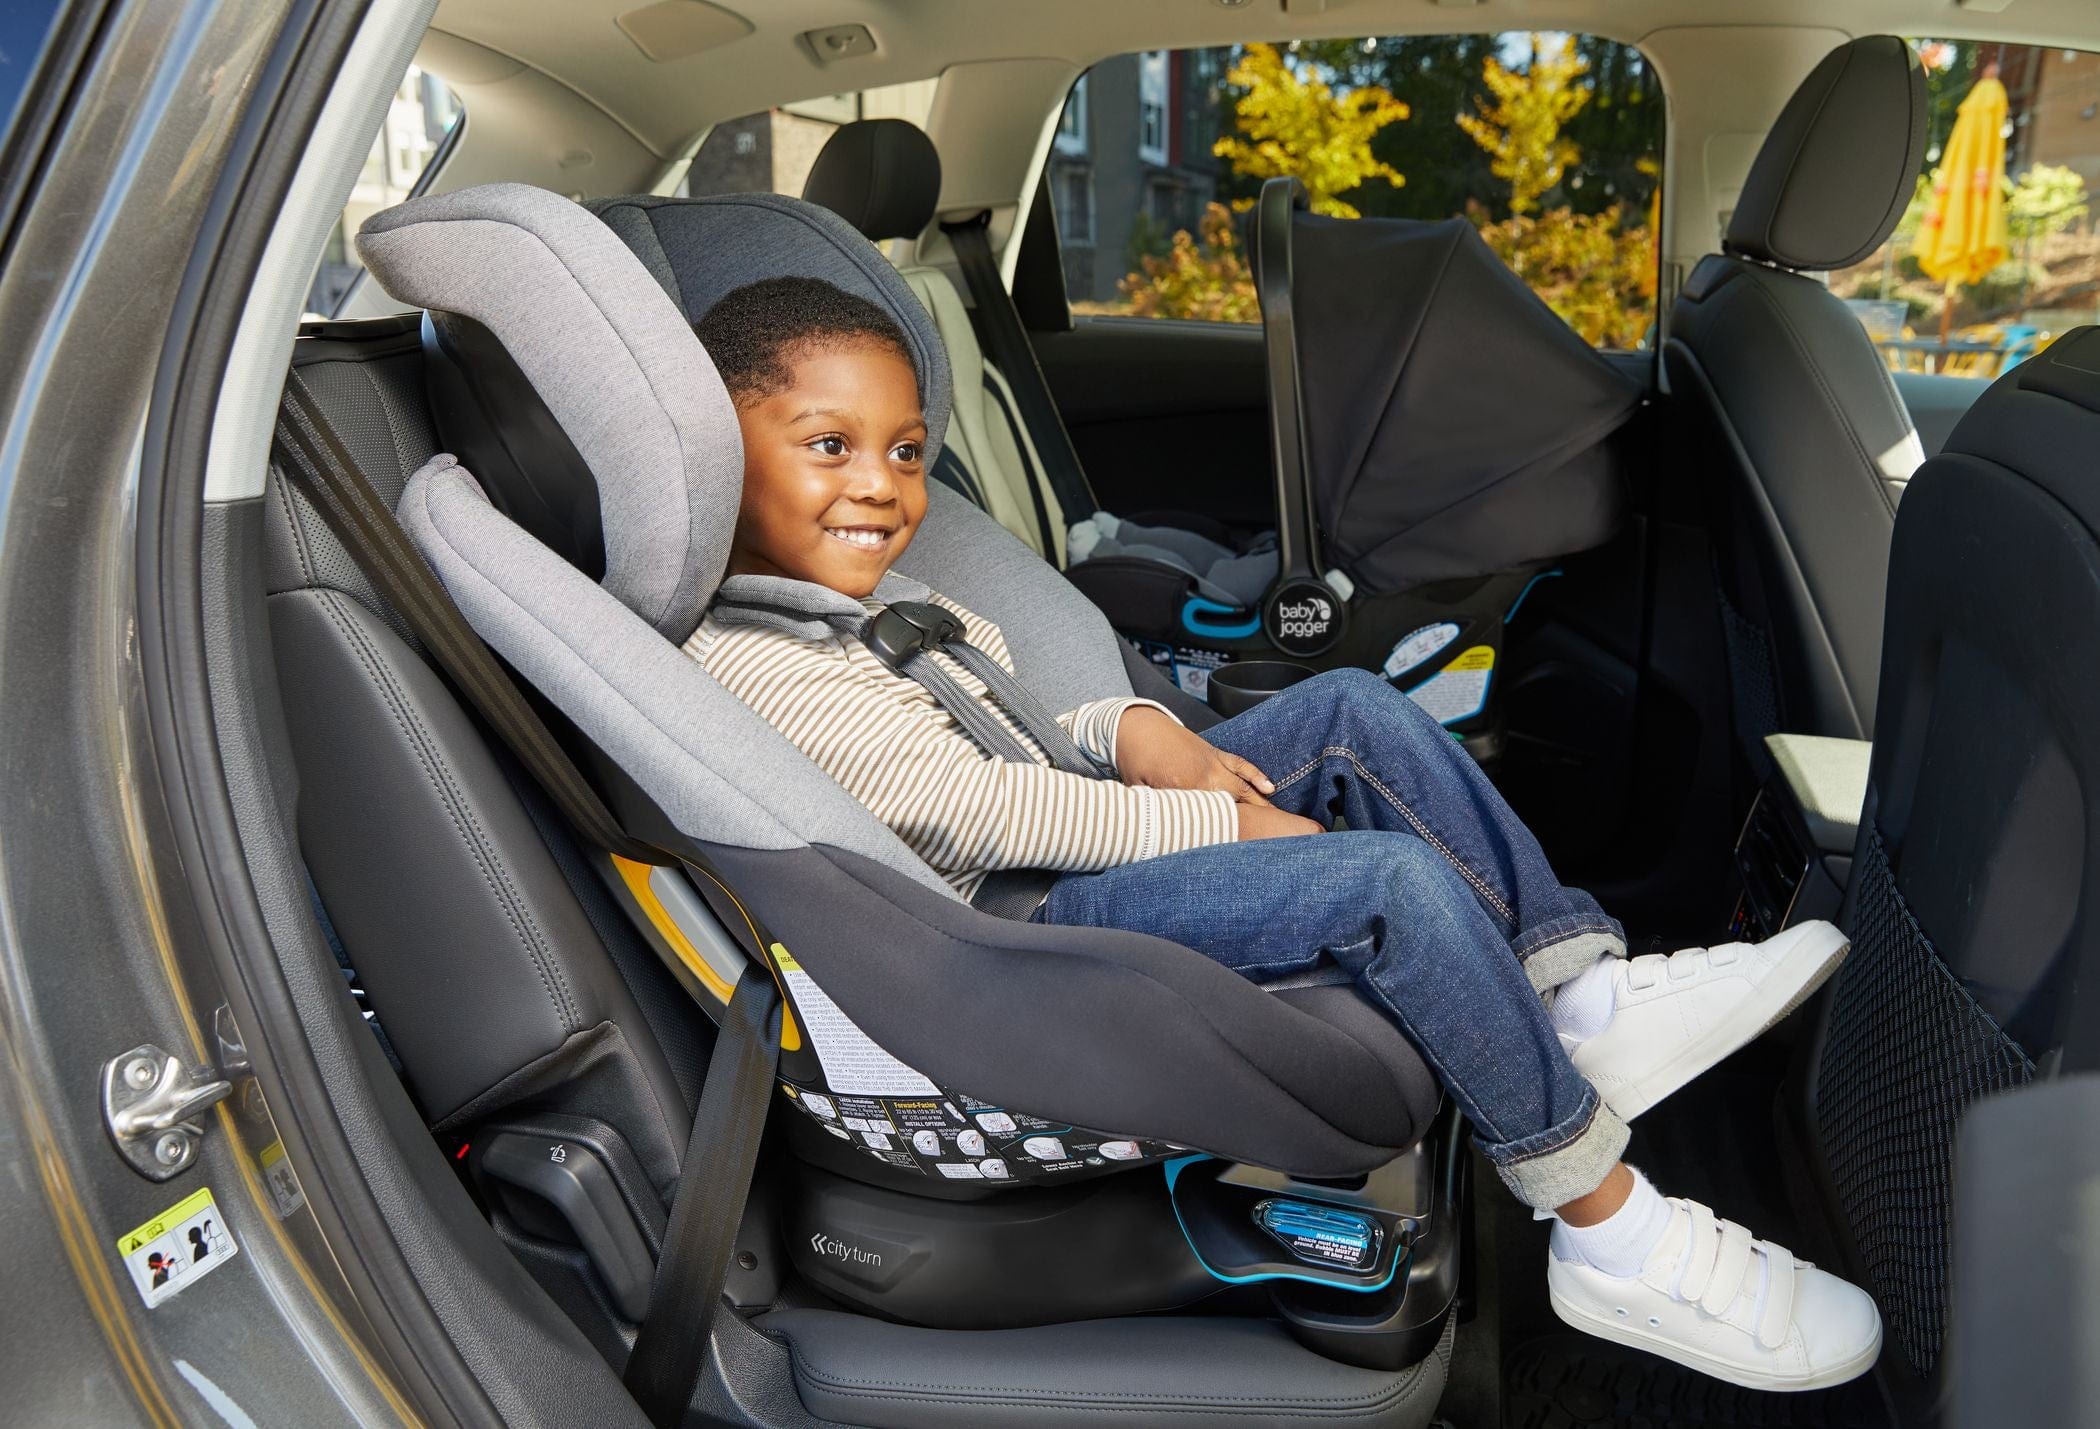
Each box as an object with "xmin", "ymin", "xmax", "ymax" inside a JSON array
[{"xmin": 427, "ymin": 0, "xmax": 2100, "ymax": 162}]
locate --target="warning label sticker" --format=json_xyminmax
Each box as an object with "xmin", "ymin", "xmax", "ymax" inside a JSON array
[
  {"xmin": 116, "ymin": 1186, "xmax": 238, "ymax": 1308},
  {"xmin": 773, "ymin": 945, "xmax": 938, "ymax": 1096},
  {"xmin": 1405, "ymin": 644, "xmax": 1494, "ymax": 725},
  {"xmin": 259, "ymin": 1140, "xmax": 305, "ymax": 1219}
]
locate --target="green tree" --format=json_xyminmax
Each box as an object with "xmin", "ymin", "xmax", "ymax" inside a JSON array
[
  {"xmin": 2006, "ymin": 163, "xmax": 2090, "ymax": 240},
  {"xmin": 1116, "ymin": 202, "xmax": 1259, "ymax": 322},
  {"xmin": 1211, "ymin": 42, "xmax": 1410, "ymax": 218}
]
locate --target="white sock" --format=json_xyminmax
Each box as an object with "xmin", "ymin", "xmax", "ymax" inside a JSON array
[
  {"xmin": 1551, "ymin": 1167, "xmax": 1674, "ymax": 1279},
  {"xmin": 1549, "ymin": 954, "xmax": 1620, "ymax": 1045}
]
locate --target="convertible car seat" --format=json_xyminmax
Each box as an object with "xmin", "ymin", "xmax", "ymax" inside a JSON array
[
  {"xmin": 313, "ymin": 181, "xmax": 1455, "ymax": 1422},
  {"xmin": 1665, "ymin": 35, "xmax": 1928, "ymax": 760},
  {"xmin": 1804, "ymin": 327, "xmax": 2100, "ymax": 1411}
]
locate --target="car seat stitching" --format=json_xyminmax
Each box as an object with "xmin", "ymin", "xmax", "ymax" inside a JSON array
[{"xmin": 313, "ymin": 589, "xmax": 582, "ymax": 1032}]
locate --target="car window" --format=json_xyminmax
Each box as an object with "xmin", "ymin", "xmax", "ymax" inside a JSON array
[
  {"xmin": 679, "ymin": 82, "xmax": 939, "ymax": 199},
  {"xmin": 1832, "ymin": 41, "xmax": 2100, "ymax": 381},
  {"xmin": 304, "ymin": 65, "xmax": 461, "ymax": 319},
  {"xmin": 1048, "ymin": 35, "xmax": 1664, "ymax": 349}
]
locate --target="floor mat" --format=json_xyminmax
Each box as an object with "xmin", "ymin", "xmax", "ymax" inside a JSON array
[{"xmin": 1502, "ymin": 1334, "xmax": 1884, "ymax": 1428}]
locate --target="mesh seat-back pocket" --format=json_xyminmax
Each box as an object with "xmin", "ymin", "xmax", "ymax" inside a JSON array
[{"xmin": 1815, "ymin": 828, "xmax": 2034, "ymax": 1374}]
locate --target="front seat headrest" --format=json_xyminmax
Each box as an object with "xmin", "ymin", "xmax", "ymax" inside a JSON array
[
  {"xmin": 802, "ymin": 118, "xmax": 942, "ymax": 242},
  {"xmin": 1725, "ymin": 35, "xmax": 1926, "ymax": 272}
]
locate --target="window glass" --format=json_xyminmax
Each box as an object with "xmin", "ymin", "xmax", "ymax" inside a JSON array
[
  {"xmin": 1048, "ymin": 35, "xmax": 1663, "ymax": 348},
  {"xmin": 305, "ymin": 65, "xmax": 461, "ymax": 319},
  {"xmin": 680, "ymin": 81, "xmax": 939, "ymax": 199},
  {"xmin": 1833, "ymin": 41, "xmax": 2100, "ymax": 379}
]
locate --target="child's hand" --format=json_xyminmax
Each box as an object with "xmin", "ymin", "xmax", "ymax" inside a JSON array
[
  {"xmin": 1114, "ymin": 707, "xmax": 1276, "ymax": 803},
  {"xmin": 1236, "ymin": 803, "xmax": 1324, "ymax": 841}
]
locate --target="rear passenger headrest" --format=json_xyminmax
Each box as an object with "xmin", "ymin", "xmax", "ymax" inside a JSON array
[
  {"xmin": 802, "ymin": 118, "xmax": 942, "ymax": 243},
  {"xmin": 357, "ymin": 183, "xmax": 739, "ymax": 641},
  {"xmin": 589, "ymin": 191, "xmax": 951, "ymax": 463},
  {"xmin": 1725, "ymin": 35, "xmax": 1926, "ymax": 272}
]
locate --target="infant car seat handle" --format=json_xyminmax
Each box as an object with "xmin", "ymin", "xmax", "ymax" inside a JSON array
[{"xmin": 1253, "ymin": 178, "xmax": 1348, "ymax": 659}]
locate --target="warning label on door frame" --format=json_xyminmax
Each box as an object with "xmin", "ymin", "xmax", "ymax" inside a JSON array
[{"xmin": 115, "ymin": 1186, "xmax": 238, "ymax": 1308}]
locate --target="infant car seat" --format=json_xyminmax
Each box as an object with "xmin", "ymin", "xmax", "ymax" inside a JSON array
[
  {"xmin": 1080, "ymin": 179, "xmax": 1641, "ymax": 745},
  {"xmin": 355, "ymin": 183, "xmax": 1459, "ymax": 1412}
]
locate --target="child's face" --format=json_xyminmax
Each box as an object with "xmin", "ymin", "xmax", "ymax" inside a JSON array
[{"xmin": 726, "ymin": 341, "xmax": 927, "ymax": 599}]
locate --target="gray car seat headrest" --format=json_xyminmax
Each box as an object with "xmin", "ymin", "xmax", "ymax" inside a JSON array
[
  {"xmin": 1724, "ymin": 35, "xmax": 1927, "ymax": 272},
  {"xmin": 801, "ymin": 118, "xmax": 943, "ymax": 243},
  {"xmin": 589, "ymin": 191, "xmax": 952, "ymax": 461},
  {"xmin": 358, "ymin": 183, "xmax": 739, "ymax": 640}
]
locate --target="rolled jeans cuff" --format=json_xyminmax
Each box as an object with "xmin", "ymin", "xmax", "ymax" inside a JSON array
[
  {"xmin": 1515, "ymin": 923, "xmax": 1626, "ymax": 993},
  {"xmin": 1482, "ymin": 1089, "xmax": 1630, "ymax": 1210}
]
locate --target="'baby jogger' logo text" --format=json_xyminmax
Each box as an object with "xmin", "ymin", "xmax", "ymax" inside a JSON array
[
  {"xmin": 1265, "ymin": 579, "xmax": 1343, "ymax": 655},
  {"xmin": 1275, "ymin": 595, "xmax": 1332, "ymax": 641}
]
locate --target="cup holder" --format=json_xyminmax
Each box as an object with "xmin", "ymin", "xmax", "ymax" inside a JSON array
[{"xmin": 1207, "ymin": 661, "xmax": 1316, "ymax": 718}]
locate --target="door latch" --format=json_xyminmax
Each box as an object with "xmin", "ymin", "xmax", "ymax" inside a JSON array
[{"xmin": 102, "ymin": 1044, "xmax": 232, "ymax": 1181}]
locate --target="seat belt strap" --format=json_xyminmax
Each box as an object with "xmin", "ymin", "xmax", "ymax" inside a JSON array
[
  {"xmin": 270, "ymin": 374, "xmax": 668, "ymax": 866},
  {"xmin": 623, "ymin": 963, "xmax": 781, "ymax": 1427},
  {"xmin": 940, "ymin": 211, "xmax": 1098, "ymax": 526}
]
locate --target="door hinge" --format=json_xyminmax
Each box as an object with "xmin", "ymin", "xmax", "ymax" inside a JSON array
[{"xmin": 102, "ymin": 1044, "xmax": 232, "ymax": 1181}]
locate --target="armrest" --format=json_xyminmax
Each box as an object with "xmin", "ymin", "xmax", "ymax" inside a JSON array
[{"xmin": 1763, "ymin": 734, "xmax": 1870, "ymax": 855}]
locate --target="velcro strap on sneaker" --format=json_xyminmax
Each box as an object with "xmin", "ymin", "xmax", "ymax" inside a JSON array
[
  {"xmin": 1700, "ymin": 1220, "xmax": 1757, "ymax": 1317},
  {"xmin": 1756, "ymin": 1246, "xmax": 1797, "ymax": 1350},
  {"xmin": 1668, "ymin": 1200, "xmax": 1722, "ymax": 1300}
]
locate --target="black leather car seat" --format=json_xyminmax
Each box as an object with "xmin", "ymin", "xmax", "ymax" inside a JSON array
[
  {"xmin": 1806, "ymin": 326, "xmax": 2100, "ymax": 1404},
  {"xmin": 1665, "ymin": 35, "xmax": 1928, "ymax": 754}
]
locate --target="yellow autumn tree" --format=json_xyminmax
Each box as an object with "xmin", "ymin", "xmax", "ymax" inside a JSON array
[
  {"xmin": 1459, "ymin": 36, "xmax": 1658, "ymax": 347},
  {"xmin": 1119, "ymin": 44, "xmax": 1410, "ymax": 317},
  {"xmin": 1211, "ymin": 42, "xmax": 1410, "ymax": 218},
  {"xmin": 1456, "ymin": 36, "xmax": 1592, "ymax": 215}
]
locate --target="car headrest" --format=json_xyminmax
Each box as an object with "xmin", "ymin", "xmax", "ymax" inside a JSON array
[
  {"xmin": 802, "ymin": 118, "xmax": 943, "ymax": 243},
  {"xmin": 589, "ymin": 191, "xmax": 951, "ymax": 461},
  {"xmin": 357, "ymin": 183, "xmax": 740, "ymax": 641},
  {"xmin": 1724, "ymin": 35, "xmax": 1926, "ymax": 272}
]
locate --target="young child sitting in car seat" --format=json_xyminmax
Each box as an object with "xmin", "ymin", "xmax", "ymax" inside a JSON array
[{"xmin": 684, "ymin": 274, "xmax": 1882, "ymax": 1393}]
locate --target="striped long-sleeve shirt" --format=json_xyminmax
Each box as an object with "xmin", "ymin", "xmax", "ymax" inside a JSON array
[{"xmin": 687, "ymin": 593, "xmax": 1240, "ymax": 900}]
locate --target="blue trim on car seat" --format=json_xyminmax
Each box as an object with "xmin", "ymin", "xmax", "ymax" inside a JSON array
[
  {"xmin": 1503, "ymin": 568, "xmax": 1562, "ymax": 623},
  {"xmin": 1162, "ymin": 1155, "xmax": 1401, "ymax": 1293},
  {"xmin": 1181, "ymin": 597, "xmax": 1262, "ymax": 641}
]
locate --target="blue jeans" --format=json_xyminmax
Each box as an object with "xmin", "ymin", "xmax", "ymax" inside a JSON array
[{"xmin": 1037, "ymin": 669, "xmax": 1629, "ymax": 1208}]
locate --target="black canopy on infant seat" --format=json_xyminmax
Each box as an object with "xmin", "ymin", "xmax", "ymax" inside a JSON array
[
  {"xmin": 1074, "ymin": 179, "xmax": 1642, "ymax": 751},
  {"xmin": 354, "ymin": 182, "xmax": 1458, "ymax": 1396}
]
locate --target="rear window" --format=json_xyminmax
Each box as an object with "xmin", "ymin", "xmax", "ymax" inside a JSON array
[
  {"xmin": 1832, "ymin": 40, "xmax": 2100, "ymax": 379},
  {"xmin": 1048, "ymin": 35, "xmax": 1664, "ymax": 348}
]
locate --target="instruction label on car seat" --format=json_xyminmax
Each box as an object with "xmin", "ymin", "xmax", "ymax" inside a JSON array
[
  {"xmin": 116, "ymin": 1186, "xmax": 238, "ymax": 1308},
  {"xmin": 1404, "ymin": 644, "xmax": 1494, "ymax": 726},
  {"xmin": 772, "ymin": 946, "xmax": 938, "ymax": 1097},
  {"xmin": 1129, "ymin": 638, "xmax": 1230, "ymax": 702}
]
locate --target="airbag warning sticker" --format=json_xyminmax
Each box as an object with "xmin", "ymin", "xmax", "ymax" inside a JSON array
[
  {"xmin": 116, "ymin": 1186, "xmax": 237, "ymax": 1307},
  {"xmin": 1405, "ymin": 644, "xmax": 1494, "ymax": 725}
]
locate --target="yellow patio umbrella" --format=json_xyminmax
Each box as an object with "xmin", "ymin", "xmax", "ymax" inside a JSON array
[{"xmin": 1911, "ymin": 70, "xmax": 2010, "ymax": 352}]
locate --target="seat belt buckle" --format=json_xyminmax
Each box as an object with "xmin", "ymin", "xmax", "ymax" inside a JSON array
[{"xmin": 865, "ymin": 601, "xmax": 964, "ymax": 673}]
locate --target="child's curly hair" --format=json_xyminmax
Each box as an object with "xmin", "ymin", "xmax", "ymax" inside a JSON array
[{"xmin": 693, "ymin": 275, "xmax": 918, "ymax": 408}]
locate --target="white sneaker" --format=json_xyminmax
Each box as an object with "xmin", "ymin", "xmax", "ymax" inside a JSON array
[
  {"xmin": 1564, "ymin": 920, "xmax": 1848, "ymax": 1120},
  {"xmin": 1549, "ymin": 1198, "xmax": 1881, "ymax": 1392}
]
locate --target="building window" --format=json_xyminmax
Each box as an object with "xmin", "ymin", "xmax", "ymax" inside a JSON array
[
  {"xmin": 1137, "ymin": 51, "xmax": 1169, "ymax": 166},
  {"xmin": 1056, "ymin": 75, "xmax": 1089, "ymax": 156},
  {"xmin": 1054, "ymin": 166, "xmax": 1095, "ymax": 247}
]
